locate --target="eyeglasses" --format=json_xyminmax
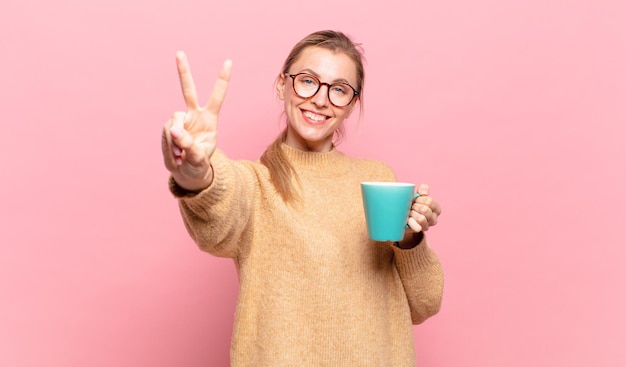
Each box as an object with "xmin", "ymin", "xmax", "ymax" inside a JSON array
[{"xmin": 285, "ymin": 73, "xmax": 359, "ymax": 107}]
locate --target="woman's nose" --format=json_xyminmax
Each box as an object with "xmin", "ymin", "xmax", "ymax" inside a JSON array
[{"xmin": 310, "ymin": 84, "xmax": 330, "ymax": 107}]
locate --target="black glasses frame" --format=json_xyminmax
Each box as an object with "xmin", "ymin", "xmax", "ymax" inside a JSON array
[{"xmin": 286, "ymin": 73, "xmax": 359, "ymax": 107}]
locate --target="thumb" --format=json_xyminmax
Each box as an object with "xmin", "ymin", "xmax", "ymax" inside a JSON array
[{"xmin": 418, "ymin": 183, "xmax": 430, "ymax": 196}]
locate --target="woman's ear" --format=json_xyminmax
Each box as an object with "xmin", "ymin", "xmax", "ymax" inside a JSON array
[{"xmin": 276, "ymin": 75, "xmax": 286, "ymax": 100}]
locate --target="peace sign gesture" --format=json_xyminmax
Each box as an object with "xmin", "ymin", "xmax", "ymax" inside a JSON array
[{"xmin": 162, "ymin": 51, "xmax": 232, "ymax": 191}]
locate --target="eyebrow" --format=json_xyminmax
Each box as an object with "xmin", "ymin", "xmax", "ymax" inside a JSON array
[{"xmin": 297, "ymin": 68, "xmax": 353, "ymax": 85}]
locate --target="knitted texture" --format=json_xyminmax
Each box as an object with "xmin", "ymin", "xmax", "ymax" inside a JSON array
[{"xmin": 170, "ymin": 144, "xmax": 444, "ymax": 367}]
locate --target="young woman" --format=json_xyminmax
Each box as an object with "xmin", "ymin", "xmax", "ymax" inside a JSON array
[{"xmin": 161, "ymin": 30, "xmax": 444, "ymax": 367}]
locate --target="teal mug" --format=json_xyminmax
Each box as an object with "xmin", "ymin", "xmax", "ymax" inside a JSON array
[{"xmin": 361, "ymin": 182, "xmax": 419, "ymax": 242}]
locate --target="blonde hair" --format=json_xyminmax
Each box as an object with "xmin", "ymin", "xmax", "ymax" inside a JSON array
[{"xmin": 260, "ymin": 30, "xmax": 366, "ymax": 202}]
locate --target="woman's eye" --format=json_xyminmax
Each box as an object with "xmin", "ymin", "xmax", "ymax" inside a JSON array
[{"xmin": 332, "ymin": 85, "xmax": 348, "ymax": 95}]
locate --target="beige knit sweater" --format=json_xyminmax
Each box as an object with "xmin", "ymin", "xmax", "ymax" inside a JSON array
[{"xmin": 170, "ymin": 144, "xmax": 444, "ymax": 367}]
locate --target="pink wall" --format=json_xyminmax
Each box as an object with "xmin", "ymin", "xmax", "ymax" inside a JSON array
[{"xmin": 2, "ymin": 0, "xmax": 625, "ymax": 366}]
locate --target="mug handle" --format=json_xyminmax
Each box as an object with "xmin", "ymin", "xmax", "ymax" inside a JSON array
[{"xmin": 405, "ymin": 192, "xmax": 421, "ymax": 229}]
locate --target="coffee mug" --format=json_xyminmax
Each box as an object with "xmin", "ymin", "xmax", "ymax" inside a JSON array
[{"xmin": 361, "ymin": 182, "xmax": 419, "ymax": 242}]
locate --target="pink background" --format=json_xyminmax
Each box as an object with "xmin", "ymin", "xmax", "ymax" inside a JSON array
[{"xmin": 2, "ymin": 0, "xmax": 625, "ymax": 366}]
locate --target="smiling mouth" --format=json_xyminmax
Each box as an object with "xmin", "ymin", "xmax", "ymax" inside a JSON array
[{"xmin": 302, "ymin": 110, "xmax": 329, "ymax": 123}]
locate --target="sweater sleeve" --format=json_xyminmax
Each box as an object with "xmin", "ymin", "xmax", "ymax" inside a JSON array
[
  {"xmin": 365, "ymin": 160, "xmax": 444, "ymax": 324},
  {"xmin": 169, "ymin": 149, "xmax": 257, "ymax": 259},
  {"xmin": 392, "ymin": 239, "xmax": 444, "ymax": 324}
]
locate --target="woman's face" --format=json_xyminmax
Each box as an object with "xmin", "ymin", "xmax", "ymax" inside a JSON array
[{"xmin": 277, "ymin": 46, "xmax": 358, "ymax": 152}]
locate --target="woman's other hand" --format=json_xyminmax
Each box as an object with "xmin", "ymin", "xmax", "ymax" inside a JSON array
[{"xmin": 407, "ymin": 184, "xmax": 442, "ymax": 233}]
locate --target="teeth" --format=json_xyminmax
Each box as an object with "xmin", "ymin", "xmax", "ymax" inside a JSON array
[{"xmin": 303, "ymin": 111, "xmax": 327, "ymax": 122}]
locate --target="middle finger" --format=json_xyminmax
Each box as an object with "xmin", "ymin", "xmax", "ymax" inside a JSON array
[{"xmin": 412, "ymin": 203, "xmax": 438, "ymax": 226}]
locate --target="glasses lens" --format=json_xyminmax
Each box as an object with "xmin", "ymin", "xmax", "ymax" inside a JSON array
[
  {"xmin": 328, "ymin": 83, "xmax": 353, "ymax": 107},
  {"xmin": 293, "ymin": 74, "xmax": 319, "ymax": 98}
]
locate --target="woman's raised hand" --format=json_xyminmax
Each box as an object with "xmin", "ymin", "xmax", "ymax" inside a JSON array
[{"xmin": 162, "ymin": 51, "xmax": 232, "ymax": 191}]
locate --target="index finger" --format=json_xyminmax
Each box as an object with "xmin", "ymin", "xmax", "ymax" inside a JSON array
[
  {"xmin": 206, "ymin": 59, "xmax": 232, "ymax": 115},
  {"xmin": 416, "ymin": 196, "xmax": 442, "ymax": 216},
  {"xmin": 176, "ymin": 51, "xmax": 199, "ymax": 109}
]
